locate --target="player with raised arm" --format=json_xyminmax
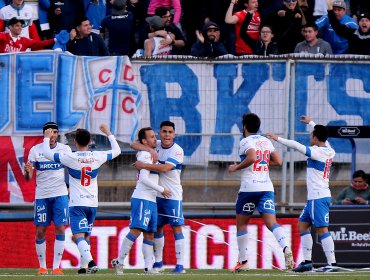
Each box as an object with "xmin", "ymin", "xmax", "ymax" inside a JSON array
[
  {"xmin": 131, "ymin": 121, "xmax": 186, "ymax": 273},
  {"xmin": 266, "ymin": 115, "xmax": 337, "ymax": 272},
  {"xmin": 111, "ymin": 127, "xmax": 171, "ymax": 274},
  {"xmin": 24, "ymin": 122, "xmax": 71, "ymax": 275},
  {"xmin": 228, "ymin": 113, "xmax": 294, "ymax": 272},
  {"xmin": 42, "ymin": 124, "xmax": 121, "ymax": 274}
]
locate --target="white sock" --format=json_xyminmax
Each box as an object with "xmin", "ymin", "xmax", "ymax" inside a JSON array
[
  {"xmin": 237, "ymin": 230, "xmax": 248, "ymax": 262},
  {"xmin": 271, "ymin": 224, "xmax": 288, "ymax": 249},
  {"xmin": 52, "ymin": 235, "xmax": 65, "ymax": 270},
  {"xmin": 320, "ymin": 233, "xmax": 336, "ymax": 265},
  {"xmin": 142, "ymin": 239, "xmax": 154, "ymax": 269},
  {"xmin": 36, "ymin": 238, "xmax": 47, "ymax": 268},
  {"xmin": 76, "ymin": 238, "xmax": 93, "ymax": 263},
  {"xmin": 300, "ymin": 231, "xmax": 313, "ymax": 261},
  {"xmin": 80, "ymin": 242, "xmax": 90, "ymax": 268},
  {"xmin": 153, "ymin": 232, "xmax": 164, "ymax": 263},
  {"xmin": 174, "ymin": 233, "xmax": 185, "ymax": 266},
  {"xmin": 118, "ymin": 232, "xmax": 137, "ymax": 263}
]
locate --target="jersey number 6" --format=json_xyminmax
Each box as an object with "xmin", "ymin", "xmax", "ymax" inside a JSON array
[{"xmin": 81, "ymin": 166, "xmax": 92, "ymax": 187}]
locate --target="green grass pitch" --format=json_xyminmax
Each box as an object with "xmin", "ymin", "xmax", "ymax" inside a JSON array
[{"xmin": 0, "ymin": 268, "xmax": 370, "ymax": 280}]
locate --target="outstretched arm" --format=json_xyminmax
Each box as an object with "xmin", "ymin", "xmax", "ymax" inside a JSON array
[
  {"xmin": 138, "ymin": 169, "xmax": 171, "ymax": 198},
  {"xmin": 100, "ymin": 124, "xmax": 121, "ymax": 159},
  {"xmin": 228, "ymin": 148, "xmax": 256, "ymax": 173},
  {"xmin": 265, "ymin": 132, "xmax": 307, "ymax": 155}
]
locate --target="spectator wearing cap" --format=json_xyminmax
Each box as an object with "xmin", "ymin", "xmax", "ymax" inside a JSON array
[
  {"xmin": 101, "ymin": 0, "xmax": 135, "ymax": 55},
  {"xmin": 0, "ymin": 17, "xmax": 57, "ymax": 53},
  {"xmin": 328, "ymin": 7, "xmax": 370, "ymax": 55},
  {"xmin": 190, "ymin": 21, "xmax": 228, "ymax": 58},
  {"xmin": 316, "ymin": 0, "xmax": 358, "ymax": 54},
  {"xmin": 294, "ymin": 22, "xmax": 332, "ymax": 54},
  {"xmin": 144, "ymin": 15, "xmax": 172, "ymax": 56},
  {"xmin": 0, "ymin": 0, "xmax": 40, "ymax": 40},
  {"xmin": 67, "ymin": 16, "xmax": 109, "ymax": 56},
  {"xmin": 141, "ymin": 6, "xmax": 185, "ymax": 55}
]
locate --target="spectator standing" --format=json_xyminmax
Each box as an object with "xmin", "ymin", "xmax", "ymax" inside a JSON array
[
  {"xmin": 190, "ymin": 21, "xmax": 228, "ymax": 58},
  {"xmin": 328, "ymin": 9, "xmax": 370, "ymax": 55},
  {"xmin": 141, "ymin": 6, "xmax": 185, "ymax": 55},
  {"xmin": 294, "ymin": 22, "xmax": 332, "ymax": 54},
  {"xmin": 225, "ymin": 0, "xmax": 261, "ymax": 56},
  {"xmin": 101, "ymin": 0, "xmax": 135, "ymax": 55},
  {"xmin": 253, "ymin": 25, "xmax": 279, "ymax": 56},
  {"xmin": 350, "ymin": 0, "xmax": 370, "ymax": 18},
  {"xmin": 48, "ymin": 0, "xmax": 85, "ymax": 35},
  {"xmin": 67, "ymin": 17, "xmax": 109, "ymax": 56},
  {"xmin": 144, "ymin": 15, "xmax": 172, "ymax": 56},
  {"xmin": 0, "ymin": 0, "xmax": 40, "ymax": 39},
  {"xmin": 270, "ymin": 0, "xmax": 305, "ymax": 54},
  {"xmin": 84, "ymin": 0, "xmax": 107, "ymax": 34},
  {"xmin": 147, "ymin": 0, "xmax": 182, "ymax": 27},
  {"xmin": 316, "ymin": 0, "xmax": 357, "ymax": 54},
  {"xmin": 335, "ymin": 170, "xmax": 370, "ymax": 205}
]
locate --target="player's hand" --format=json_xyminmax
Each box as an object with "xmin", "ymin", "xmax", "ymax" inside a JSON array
[
  {"xmin": 265, "ymin": 132, "xmax": 278, "ymax": 141},
  {"xmin": 24, "ymin": 161, "xmax": 34, "ymax": 173},
  {"xmin": 231, "ymin": 0, "xmax": 238, "ymax": 5},
  {"xmin": 342, "ymin": 198, "xmax": 353, "ymax": 205},
  {"xmin": 149, "ymin": 149, "xmax": 158, "ymax": 163},
  {"xmin": 228, "ymin": 162, "xmax": 238, "ymax": 173},
  {"xmin": 44, "ymin": 128, "xmax": 53, "ymax": 138},
  {"xmin": 99, "ymin": 124, "xmax": 112, "ymax": 136},
  {"xmin": 161, "ymin": 187, "xmax": 171, "ymax": 198},
  {"xmin": 300, "ymin": 115, "xmax": 311, "ymax": 124},
  {"xmin": 132, "ymin": 161, "xmax": 146, "ymax": 170}
]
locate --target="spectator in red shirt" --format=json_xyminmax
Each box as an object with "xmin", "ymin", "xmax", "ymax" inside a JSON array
[
  {"xmin": 225, "ymin": 0, "xmax": 261, "ymax": 55},
  {"xmin": 0, "ymin": 17, "xmax": 55, "ymax": 53}
]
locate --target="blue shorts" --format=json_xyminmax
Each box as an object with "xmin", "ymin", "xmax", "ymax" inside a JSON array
[
  {"xmin": 299, "ymin": 197, "xmax": 331, "ymax": 227},
  {"xmin": 69, "ymin": 206, "xmax": 97, "ymax": 235},
  {"xmin": 34, "ymin": 195, "xmax": 69, "ymax": 226},
  {"xmin": 130, "ymin": 198, "xmax": 158, "ymax": 232},
  {"xmin": 157, "ymin": 197, "xmax": 184, "ymax": 227},
  {"xmin": 236, "ymin": 191, "xmax": 276, "ymax": 215}
]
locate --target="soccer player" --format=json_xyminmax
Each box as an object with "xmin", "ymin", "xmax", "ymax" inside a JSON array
[
  {"xmin": 131, "ymin": 121, "xmax": 186, "ymax": 273},
  {"xmin": 228, "ymin": 113, "xmax": 294, "ymax": 272},
  {"xmin": 111, "ymin": 127, "xmax": 171, "ymax": 274},
  {"xmin": 42, "ymin": 124, "xmax": 121, "ymax": 274},
  {"xmin": 266, "ymin": 115, "xmax": 337, "ymax": 272},
  {"xmin": 24, "ymin": 122, "xmax": 71, "ymax": 275}
]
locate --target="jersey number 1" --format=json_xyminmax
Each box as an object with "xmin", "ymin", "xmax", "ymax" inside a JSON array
[{"xmin": 81, "ymin": 166, "xmax": 92, "ymax": 187}]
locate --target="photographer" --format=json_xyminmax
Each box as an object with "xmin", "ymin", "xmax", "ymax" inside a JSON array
[{"xmin": 335, "ymin": 170, "xmax": 370, "ymax": 205}]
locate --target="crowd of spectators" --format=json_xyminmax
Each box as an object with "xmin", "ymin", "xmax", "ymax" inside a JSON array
[{"xmin": 0, "ymin": 0, "xmax": 369, "ymax": 57}]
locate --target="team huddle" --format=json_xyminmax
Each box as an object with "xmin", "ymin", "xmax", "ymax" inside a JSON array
[{"xmin": 24, "ymin": 114, "xmax": 337, "ymax": 274}]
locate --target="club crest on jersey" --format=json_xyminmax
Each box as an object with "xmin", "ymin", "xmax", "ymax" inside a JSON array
[
  {"xmin": 263, "ymin": 200, "xmax": 275, "ymax": 210},
  {"xmin": 243, "ymin": 202, "xmax": 255, "ymax": 212}
]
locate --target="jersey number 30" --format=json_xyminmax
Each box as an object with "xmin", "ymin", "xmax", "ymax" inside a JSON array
[{"xmin": 81, "ymin": 166, "xmax": 92, "ymax": 187}]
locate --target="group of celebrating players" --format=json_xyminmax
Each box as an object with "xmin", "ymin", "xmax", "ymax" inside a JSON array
[{"xmin": 24, "ymin": 114, "xmax": 337, "ymax": 274}]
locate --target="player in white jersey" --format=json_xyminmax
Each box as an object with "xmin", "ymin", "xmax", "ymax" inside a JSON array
[
  {"xmin": 24, "ymin": 122, "xmax": 71, "ymax": 275},
  {"xmin": 42, "ymin": 124, "xmax": 121, "ymax": 274},
  {"xmin": 267, "ymin": 115, "xmax": 337, "ymax": 273},
  {"xmin": 131, "ymin": 121, "xmax": 186, "ymax": 274},
  {"xmin": 111, "ymin": 127, "xmax": 171, "ymax": 274},
  {"xmin": 228, "ymin": 113, "xmax": 294, "ymax": 272}
]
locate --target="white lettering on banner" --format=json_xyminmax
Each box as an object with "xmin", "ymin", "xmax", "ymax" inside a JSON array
[
  {"xmin": 331, "ymin": 227, "xmax": 370, "ymax": 241},
  {"xmin": 195, "ymin": 225, "xmax": 225, "ymax": 269},
  {"xmin": 92, "ymin": 227, "xmax": 117, "ymax": 268}
]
